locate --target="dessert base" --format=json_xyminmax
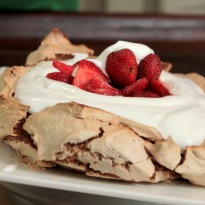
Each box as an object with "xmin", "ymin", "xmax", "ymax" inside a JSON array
[{"xmin": 0, "ymin": 142, "xmax": 204, "ymax": 205}]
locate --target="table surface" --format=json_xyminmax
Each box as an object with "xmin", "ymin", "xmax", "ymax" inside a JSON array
[
  {"xmin": 0, "ymin": 184, "xmax": 168, "ymax": 205},
  {"xmin": 0, "ymin": 185, "xmax": 13, "ymax": 205}
]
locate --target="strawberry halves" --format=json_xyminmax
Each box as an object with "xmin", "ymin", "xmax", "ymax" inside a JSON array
[
  {"xmin": 46, "ymin": 48, "xmax": 172, "ymax": 98},
  {"xmin": 53, "ymin": 60, "xmax": 76, "ymax": 76},
  {"xmin": 121, "ymin": 77, "xmax": 149, "ymax": 97},
  {"xmin": 72, "ymin": 60, "xmax": 109, "ymax": 89},
  {"xmin": 150, "ymin": 79, "xmax": 171, "ymax": 97},
  {"xmin": 84, "ymin": 78, "xmax": 121, "ymax": 96},
  {"xmin": 46, "ymin": 72, "xmax": 73, "ymax": 84}
]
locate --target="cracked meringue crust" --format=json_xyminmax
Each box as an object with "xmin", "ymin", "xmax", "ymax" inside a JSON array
[
  {"xmin": 0, "ymin": 29, "xmax": 205, "ymax": 186},
  {"xmin": 26, "ymin": 28, "xmax": 94, "ymax": 66}
]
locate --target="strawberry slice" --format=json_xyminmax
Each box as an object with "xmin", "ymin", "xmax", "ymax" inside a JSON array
[
  {"xmin": 53, "ymin": 60, "xmax": 76, "ymax": 76},
  {"xmin": 46, "ymin": 72, "xmax": 73, "ymax": 84},
  {"xmin": 134, "ymin": 90, "xmax": 159, "ymax": 98},
  {"xmin": 105, "ymin": 48, "xmax": 138, "ymax": 87},
  {"xmin": 150, "ymin": 79, "xmax": 171, "ymax": 97},
  {"xmin": 72, "ymin": 60, "xmax": 109, "ymax": 89},
  {"xmin": 138, "ymin": 54, "xmax": 162, "ymax": 80},
  {"xmin": 121, "ymin": 77, "xmax": 149, "ymax": 97},
  {"xmin": 84, "ymin": 78, "xmax": 121, "ymax": 96}
]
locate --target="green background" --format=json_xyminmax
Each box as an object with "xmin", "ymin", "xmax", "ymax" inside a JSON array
[{"xmin": 0, "ymin": 0, "xmax": 80, "ymax": 11}]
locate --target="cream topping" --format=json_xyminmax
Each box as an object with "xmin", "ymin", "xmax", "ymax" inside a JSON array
[
  {"xmin": 14, "ymin": 41, "xmax": 205, "ymax": 149},
  {"xmin": 0, "ymin": 67, "xmax": 7, "ymax": 75}
]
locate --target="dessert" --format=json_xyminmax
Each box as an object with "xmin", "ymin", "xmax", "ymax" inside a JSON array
[{"xmin": 0, "ymin": 29, "xmax": 205, "ymax": 186}]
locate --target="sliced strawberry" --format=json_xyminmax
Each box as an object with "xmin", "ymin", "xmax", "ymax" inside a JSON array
[
  {"xmin": 72, "ymin": 60, "xmax": 109, "ymax": 89},
  {"xmin": 121, "ymin": 77, "xmax": 149, "ymax": 97},
  {"xmin": 105, "ymin": 48, "xmax": 138, "ymax": 87},
  {"xmin": 138, "ymin": 54, "xmax": 162, "ymax": 80},
  {"xmin": 133, "ymin": 90, "xmax": 159, "ymax": 98},
  {"xmin": 46, "ymin": 72, "xmax": 73, "ymax": 83},
  {"xmin": 150, "ymin": 79, "xmax": 171, "ymax": 97},
  {"xmin": 53, "ymin": 60, "xmax": 75, "ymax": 76},
  {"xmin": 68, "ymin": 76, "xmax": 74, "ymax": 84},
  {"xmin": 84, "ymin": 78, "xmax": 121, "ymax": 96}
]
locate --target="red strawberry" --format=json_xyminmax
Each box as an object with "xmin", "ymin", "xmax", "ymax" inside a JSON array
[
  {"xmin": 105, "ymin": 48, "xmax": 138, "ymax": 87},
  {"xmin": 53, "ymin": 60, "xmax": 75, "ymax": 76},
  {"xmin": 150, "ymin": 79, "xmax": 171, "ymax": 97},
  {"xmin": 121, "ymin": 78, "xmax": 149, "ymax": 97},
  {"xmin": 72, "ymin": 60, "xmax": 109, "ymax": 89},
  {"xmin": 46, "ymin": 72, "xmax": 73, "ymax": 83},
  {"xmin": 84, "ymin": 78, "xmax": 121, "ymax": 96},
  {"xmin": 138, "ymin": 54, "xmax": 162, "ymax": 80},
  {"xmin": 134, "ymin": 90, "xmax": 159, "ymax": 98}
]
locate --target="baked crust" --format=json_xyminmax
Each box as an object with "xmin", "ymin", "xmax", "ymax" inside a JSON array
[
  {"xmin": 26, "ymin": 28, "xmax": 94, "ymax": 66},
  {"xmin": 175, "ymin": 142, "xmax": 205, "ymax": 187},
  {"xmin": 23, "ymin": 101, "xmax": 175, "ymax": 182},
  {"xmin": 0, "ymin": 29, "xmax": 205, "ymax": 186},
  {"xmin": 0, "ymin": 66, "xmax": 30, "ymax": 100},
  {"xmin": 0, "ymin": 97, "xmax": 28, "ymax": 138}
]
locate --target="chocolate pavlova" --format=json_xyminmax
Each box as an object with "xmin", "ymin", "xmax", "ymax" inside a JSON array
[{"xmin": 0, "ymin": 29, "xmax": 205, "ymax": 186}]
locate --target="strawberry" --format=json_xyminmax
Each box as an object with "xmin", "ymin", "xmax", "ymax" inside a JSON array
[
  {"xmin": 150, "ymin": 79, "xmax": 171, "ymax": 97},
  {"xmin": 138, "ymin": 54, "xmax": 162, "ymax": 80},
  {"xmin": 105, "ymin": 48, "xmax": 138, "ymax": 87},
  {"xmin": 53, "ymin": 60, "xmax": 75, "ymax": 76},
  {"xmin": 121, "ymin": 77, "xmax": 149, "ymax": 97},
  {"xmin": 84, "ymin": 78, "xmax": 121, "ymax": 96},
  {"xmin": 46, "ymin": 72, "xmax": 73, "ymax": 83},
  {"xmin": 72, "ymin": 60, "xmax": 109, "ymax": 89},
  {"xmin": 133, "ymin": 90, "xmax": 159, "ymax": 98}
]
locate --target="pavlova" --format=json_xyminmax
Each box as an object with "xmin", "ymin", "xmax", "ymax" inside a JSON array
[{"xmin": 0, "ymin": 29, "xmax": 205, "ymax": 186}]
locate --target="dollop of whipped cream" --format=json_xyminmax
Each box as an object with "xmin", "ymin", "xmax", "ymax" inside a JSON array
[{"xmin": 14, "ymin": 41, "xmax": 205, "ymax": 149}]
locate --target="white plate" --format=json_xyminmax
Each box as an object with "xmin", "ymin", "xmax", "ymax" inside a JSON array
[{"xmin": 0, "ymin": 141, "xmax": 205, "ymax": 205}]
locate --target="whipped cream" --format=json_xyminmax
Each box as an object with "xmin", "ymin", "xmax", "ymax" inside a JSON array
[
  {"xmin": 0, "ymin": 67, "xmax": 7, "ymax": 75},
  {"xmin": 14, "ymin": 41, "xmax": 205, "ymax": 149}
]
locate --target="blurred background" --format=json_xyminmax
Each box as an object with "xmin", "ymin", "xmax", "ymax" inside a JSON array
[
  {"xmin": 1, "ymin": 0, "xmax": 205, "ymax": 14},
  {"xmin": 81, "ymin": 0, "xmax": 205, "ymax": 14},
  {"xmin": 0, "ymin": 0, "xmax": 205, "ymax": 75}
]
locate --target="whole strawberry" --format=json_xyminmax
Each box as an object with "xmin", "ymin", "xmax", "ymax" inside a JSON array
[
  {"xmin": 138, "ymin": 54, "xmax": 162, "ymax": 80},
  {"xmin": 105, "ymin": 48, "xmax": 137, "ymax": 87}
]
